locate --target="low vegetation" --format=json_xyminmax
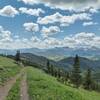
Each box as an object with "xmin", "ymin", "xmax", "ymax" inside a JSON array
[
  {"xmin": 6, "ymin": 78, "xmax": 21, "ymax": 100},
  {"xmin": 26, "ymin": 67, "xmax": 100, "ymax": 100},
  {"xmin": 0, "ymin": 56, "xmax": 21, "ymax": 85}
]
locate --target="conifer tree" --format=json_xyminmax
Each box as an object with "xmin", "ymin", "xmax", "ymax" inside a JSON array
[
  {"xmin": 58, "ymin": 69, "xmax": 61, "ymax": 79},
  {"xmin": 71, "ymin": 55, "xmax": 81, "ymax": 88},
  {"xmin": 50, "ymin": 65, "xmax": 54, "ymax": 76},
  {"xmin": 47, "ymin": 60, "xmax": 50, "ymax": 73},
  {"xmin": 83, "ymin": 68, "xmax": 93, "ymax": 90},
  {"xmin": 54, "ymin": 68, "xmax": 58, "ymax": 77},
  {"xmin": 15, "ymin": 50, "xmax": 20, "ymax": 62},
  {"xmin": 65, "ymin": 72, "xmax": 70, "ymax": 82}
]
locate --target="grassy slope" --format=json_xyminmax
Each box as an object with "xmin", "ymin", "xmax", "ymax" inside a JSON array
[
  {"xmin": 27, "ymin": 67, "xmax": 100, "ymax": 100},
  {"xmin": 0, "ymin": 56, "xmax": 21, "ymax": 85},
  {"xmin": 0, "ymin": 57, "xmax": 100, "ymax": 100}
]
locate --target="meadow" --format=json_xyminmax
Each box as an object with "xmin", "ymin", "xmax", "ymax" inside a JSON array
[
  {"xmin": 0, "ymin": 56, "xmax": 100, "ymax": 100},
  {"xmin": 0, "ymin": 56, "xmax": 21, "ymax": 85},
  {"xmin": 26, "ymin": 67, "xmax": 100, "ymax": 100}
]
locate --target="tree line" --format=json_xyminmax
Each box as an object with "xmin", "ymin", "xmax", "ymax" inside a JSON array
[
  {"xmin": 46, "ymin": 55, "xmax": 100, "ymax": 91},
  {"xmin": 14, "ymin": 50, "xmax": 100, "ymax": 92}
]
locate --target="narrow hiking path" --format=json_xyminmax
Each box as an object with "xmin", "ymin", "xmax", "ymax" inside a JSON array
[
  {"xmin": 0, "ymin": 69, "xmax": 23, "ymax": 100},
  {"xmin": 20, "ymin": 71, "xmax": 29, "ymax": 100}
]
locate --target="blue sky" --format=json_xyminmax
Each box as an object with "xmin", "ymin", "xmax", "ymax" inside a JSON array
[{"xmin": 0, "ymin": 0, "xmax": 100, "ymax": 49}]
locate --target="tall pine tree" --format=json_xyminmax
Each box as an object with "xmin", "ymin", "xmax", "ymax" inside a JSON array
[
  {"xmin": 15, "ymin": 50, "xmax": 20, "ymax": 62},
  {"xmin": 47, "ymin": 60, "xmax": 50, "ymax": 73},
  {"xmin": 83, "ymin": 68, "xmax": 93, "ymax": 90},
  {"xmin": 57, "ymin": 69, "xmax": 61, "ymax": 79},
  {"xmin": 50, "ymin": 65, "xmax": 54, "ymax": 76},
  {"xmin": 71, "ymin": 55, "xmax": 81, "ymax": 88}
]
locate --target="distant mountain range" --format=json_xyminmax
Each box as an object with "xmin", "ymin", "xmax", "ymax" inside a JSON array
[
  {"xmin": 20, "ymin": 53, "xmax": 100, "ymax": 71},
  {"xmin": 0, "ymin": 47, "xmax": 100, "ymax": 61},
  {"xmin": 1, "ymin": 47, "xmax": 99, "ymax": 82},
  {"xmin": 20, "ymin": 53, "xmax": 100, "ymax": 82},
  {"xmin": 20, "ymin": 53, "xmax": 71, "ymax": 69},
  {"xmin": 58, "ymin": 57, "xmax": 100, "ymax": 70}
]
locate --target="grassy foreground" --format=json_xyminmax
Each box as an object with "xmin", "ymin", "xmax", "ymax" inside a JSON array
[
  {"xmin": 26, "ymin": 67, "xmax": 100, "ymax": 100},
  {"xmin": 0, "ymin": 56, "xmax": 21, "ymax": 85},
  {"xmin": 6, "ymin": 78, "xmax": 21, "ymax": 100},
  {"xmin": 0, "ymin": 56, "xmax": 100, "ymax": 100}
]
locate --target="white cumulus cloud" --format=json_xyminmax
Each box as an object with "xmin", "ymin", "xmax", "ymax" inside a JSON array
[
  {"xmin": 19, "ymin": 7, "xmax": 45, "ymax": 16},
  {"xmin": 41, "ymin": 26, "xmax": 60, "ymax": 37},
  {"xmin": 0, "ymin": 26, "xmax": 12, "ymax": 42},
  {"xmin": 19, "ymin": 0, "xmax": 100, "ymax": 11},
  {"xmin": 37, "ymin": 12, "xmax": 91, "ymax": 26},
  {"xmin": 63, "ymin": 32, "xmax": 100, "ymax": 49},
  {"xmin": 0, "ymin": 5, "xmax": 19, "ymax": 17},
  {"xmin": 0, "ymin": 30, "xmax": 100, "ymax": 49},
  {"xmin": 18, "ymin": 0, "xmax": 37, "ymax": 5},
  {"xmin": 83, "ymin": 21, "xmax": 98, "ymax": 26},
  {"xmin": 23, "ymin": 22, "xmax": 39, "ymax": 32}
]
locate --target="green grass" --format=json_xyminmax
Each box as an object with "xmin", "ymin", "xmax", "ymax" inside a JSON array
[
  {"xmin": 0, "ymin": 56, "xmax": 100, "ymax": 100},
  {"xmin": 26, "ymin": 67, "xmax": 100, "ymax": 100},
  {"xmin": 0, "ymin": 56, "xmax": 21, "ymax": 85},
  {"xmin": 6, "ymin": 78, "xmax": 21, "ymax": 100}
]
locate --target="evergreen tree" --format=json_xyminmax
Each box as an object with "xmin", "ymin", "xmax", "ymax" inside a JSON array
[
  {"xmin": 54, "ymin": 68, "xmax": 58, "ymax": 77},
  {"xmin": 57, "ymin": 69, "xmax": 61, "ymax": 79},
  {"xmin": 71, "ymin": 55, "xmax": 81, "ymax": 88},
  {"xmin": 15, "ymin": 50, "xmax": 20, "ymax": 62},
  {"xmin": 47, "ymin": 60, "xmax": 50, "ymax": 73},
  {"xmin": 65, "ymin": 71, "xmax": 70, "ymax": 82},
  {"xmin": 50, "ymin": 65, "xmax": 54, "ymax": 76},
  {"xmin": 83, "ymin": 68, "xmax": 93, "ymax": 90}
]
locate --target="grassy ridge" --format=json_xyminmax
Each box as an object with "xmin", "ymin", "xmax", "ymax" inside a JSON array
[
  {"xmin": 27, "ymin": 67, "xmax": 81, "ymax": 100},
  {"xmin": 27, "ymin": 67, "xmax": 100, "ymax": 100},
  {"xmin": 0, "ymin": 56, "xmax": 21, "ymax": 85},
  {"xmin": 0, "ymin": 56, "xmax": 100, "ymax": 100}
]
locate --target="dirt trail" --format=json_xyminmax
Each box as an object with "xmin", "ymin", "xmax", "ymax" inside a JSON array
[
  {"xmin": 0, "ymin": 70, "xmax": 23, "ymax": 100},
  {"xmin": 20, "ymin": 72, "xmax": 29, "ymax": 100}
]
